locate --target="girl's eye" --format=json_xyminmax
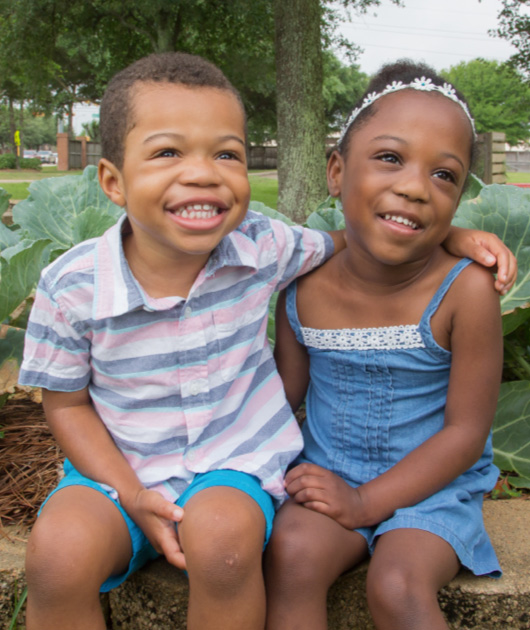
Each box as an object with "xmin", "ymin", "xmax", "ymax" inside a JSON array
[
  {"xmin": 377, "ymin": 152, "xmax": 399, "ymax": 164},
  {"xmin": 433, "ymin": 170, "xmax": 456, "ymax": 184}
]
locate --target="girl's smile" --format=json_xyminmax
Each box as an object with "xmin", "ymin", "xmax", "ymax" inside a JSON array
[{"xmin": 327, "ymin": 89, "xmax": 472, "ymax": 272}]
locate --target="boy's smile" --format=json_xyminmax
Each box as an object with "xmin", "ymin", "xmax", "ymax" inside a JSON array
[{"xmin": 99, "ymin": 82, "xmax": 250, "ymax": 291}]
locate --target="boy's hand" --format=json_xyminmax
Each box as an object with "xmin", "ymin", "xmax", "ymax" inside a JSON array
[
  {"xmin": 285, "ymin": 462, "xmax": 365, "ymax": 530},
  {"xmin": 443, "ymin": 227, "xmax": 517, "ymax": 295},
  {"xmin": 126, "ymin": 488, "xmax": 186, "ymax": 570}
]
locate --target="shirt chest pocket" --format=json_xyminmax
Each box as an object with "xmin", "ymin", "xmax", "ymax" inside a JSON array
[{"xmin": 211, "ymin": 292, "xmax": 271, "ymax": 382}]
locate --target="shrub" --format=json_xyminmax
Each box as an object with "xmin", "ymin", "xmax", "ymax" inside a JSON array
[{"xmin": 0, "ymin": 154, "xmax": 42, "ymax": 170}]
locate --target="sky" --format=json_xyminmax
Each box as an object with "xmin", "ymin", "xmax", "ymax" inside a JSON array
[{"xmin": 337, "ymin": 0, "xmax": 519, "ymax": 75}]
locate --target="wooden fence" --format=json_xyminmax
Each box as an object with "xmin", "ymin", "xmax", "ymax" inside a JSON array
[{"xmin": 57, "ymin": 132, "xmax": 507, "ymax": 183}]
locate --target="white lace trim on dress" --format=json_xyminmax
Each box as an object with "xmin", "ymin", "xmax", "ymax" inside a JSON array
[{"xmin": 300, "ymin": 324, "xmax": 425, "ymax": 350}]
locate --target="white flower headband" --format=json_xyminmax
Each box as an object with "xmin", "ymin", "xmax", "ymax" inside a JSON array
[{"xmin": 338, "ymin": 77, "xmax": 476, "ymax": 146}]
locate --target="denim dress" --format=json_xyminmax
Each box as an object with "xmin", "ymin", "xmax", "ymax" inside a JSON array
[{"xmin": 286, "ymin": 257, "xmax": 501, "ymax": 577}]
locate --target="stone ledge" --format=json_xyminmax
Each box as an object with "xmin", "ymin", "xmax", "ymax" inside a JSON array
[{"xmin": 1, "ymin": 501, "xmax": 529, "ymax": 629}]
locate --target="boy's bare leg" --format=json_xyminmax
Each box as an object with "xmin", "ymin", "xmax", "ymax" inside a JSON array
[
  {"xmin": 264, "ymin": 500, "xmax": 369, "ymax": 630},
  {"xmin": 366, "ymin": 529, "xmax": 460, "ymax": 630},
  {"xmin": 178, "ymin": 486, "xmax": 267, "ymax": 630},
  {"xmin": 25, "ymin": 486, "xmax": 133, "ymax": 630}
]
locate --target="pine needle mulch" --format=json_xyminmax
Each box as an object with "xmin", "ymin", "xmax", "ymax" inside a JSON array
[{"xmin": 0, "ymin": 392, "xmax": 62, "ymax": 534}]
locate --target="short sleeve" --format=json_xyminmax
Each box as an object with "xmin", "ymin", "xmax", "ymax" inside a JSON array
[
  {"xmin": 269, "ymin": 219, "xmax": 334, "ymax": 291},
  {"xmin": 18, "ymin": 275, "xmax": 92, "ymax": 392}
]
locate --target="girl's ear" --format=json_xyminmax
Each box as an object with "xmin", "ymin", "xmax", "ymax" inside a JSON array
[
  {"xmin": 327, "ymin": 150, "xmax": 344, "ymax": 198},
  {"xmin": 98, "ymin": 158, "xmax": 126, "ymax": 207}
]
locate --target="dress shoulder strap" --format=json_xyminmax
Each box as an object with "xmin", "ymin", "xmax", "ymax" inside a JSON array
[
  {"xmin": 419, "ymin": 257, "xmax": 473, "ymax": 334},
  {"xmin": 285, "ymin": 281, "xmax": 306, "ymax": 345}
]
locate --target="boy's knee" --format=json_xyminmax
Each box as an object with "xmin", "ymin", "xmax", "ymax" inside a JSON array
[
  {"xmin": 181, "ymin": 490, "xmax": 265, "ymax": 591},
  {"xmin": 26, "ymin": 516, "xmax": 89, "ymax": 596}
]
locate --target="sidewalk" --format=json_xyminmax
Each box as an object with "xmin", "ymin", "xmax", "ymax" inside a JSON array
[{"xmin": 2, "ymin": 500, "xmax": 529, "ymax": 629}]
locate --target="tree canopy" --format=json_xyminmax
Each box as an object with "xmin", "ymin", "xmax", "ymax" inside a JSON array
[
  {"xmin": 493, "ymin": 0, "xmax": 530, "ymax": 78},
  {"xmin": 442, "ymin": 59, "xmax": 530, "ymax": 146},
  {"xmin": 0, "ymin": 0, "xmax": 379, "ymax": 215}
]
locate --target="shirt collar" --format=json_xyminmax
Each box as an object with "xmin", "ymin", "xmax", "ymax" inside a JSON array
[{"xmin": 93, "ymin": 213, "xmax": 260, "ymax": 319}]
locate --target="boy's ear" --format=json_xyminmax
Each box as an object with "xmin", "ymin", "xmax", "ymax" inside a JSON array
[
  {"xmin": 98, "ymin": 158, "xmax": 126, "ymax": 207},
  {"xmin": 327, "ymin": 151, "xmax": 344, "ymax": 199}
]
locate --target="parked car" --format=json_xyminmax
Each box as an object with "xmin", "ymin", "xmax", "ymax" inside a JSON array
[
  {"xmin": 37, "ymin": 150, "xmax": 55, "ymax": 164},
  {"xmin": 23, "ymin": 149, "xmax": 38, "ymax": 159}
]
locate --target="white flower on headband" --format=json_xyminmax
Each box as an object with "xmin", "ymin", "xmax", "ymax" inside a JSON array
[
  {"xmin": 387, "ymin": 81, "xmax": 404, "ymax": 91},
  {"xmin": 338, "ymin": 76, "xmax": 476, "ymax": 146},
  {"xmin": 411, "ymin": 77, "xmax": 433, "ymax": 89}
]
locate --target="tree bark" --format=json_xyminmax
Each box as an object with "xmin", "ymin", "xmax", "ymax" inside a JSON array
[{"xmin": 274, "ymin": 0, "xmax": 328, "ymax": 223}]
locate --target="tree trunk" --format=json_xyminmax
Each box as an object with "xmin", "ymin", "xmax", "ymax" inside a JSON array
[
  {"xmin": 8, "ymin": 97, "xmax": 19, "ymax": 169},
  {"xmin": 274, "ymin": 0, "xmax": 328, "ymax": 223}
]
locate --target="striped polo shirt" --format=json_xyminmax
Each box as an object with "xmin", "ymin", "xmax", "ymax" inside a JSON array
[{"xmin": 19, "ymin": 211, "xmax": 333, "ymax": 506}]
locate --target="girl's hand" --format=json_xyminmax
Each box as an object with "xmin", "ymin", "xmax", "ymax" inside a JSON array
[
  {"xmin": 125, "ymin": 488, "xmax": 186, "ymax": 570},
  {"xmin": 285, "ymin": 463, "xmax": 365, "ymax": 530},
  {"xmin": 443, "ymin": 227, "xmax": 517, "ymax": 295}
]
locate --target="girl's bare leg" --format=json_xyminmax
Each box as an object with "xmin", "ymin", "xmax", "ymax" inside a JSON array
[
  {"xmin": 367, "ymin": 528, "xmax": 460, "ymax": 630},
  {"xmin": 265, "ymin": 500, "xmax": 369, "ymax": 630},
  {"xmin": 25, "ymin": 486, "xmax": 133, "ymax": 630},
  {"xmin": 177, "ymin": 486, "xmax": 267, "ymax": 630}
]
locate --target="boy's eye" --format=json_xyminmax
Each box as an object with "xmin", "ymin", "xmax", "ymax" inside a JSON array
[
  {"xmin": 156, "ymin": 148, "xmax": 178, "ymax": 158},
  {"xmin": 217, "ymin": 151, "xmax": 240, "ymax": 161}
]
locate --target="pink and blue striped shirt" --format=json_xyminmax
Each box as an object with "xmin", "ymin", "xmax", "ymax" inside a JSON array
[{"xmin": 19, "ymin": 211, "xmax": 333, "ymax": 505}]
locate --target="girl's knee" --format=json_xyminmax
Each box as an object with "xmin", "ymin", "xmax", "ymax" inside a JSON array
[{"xmin": 367, "ymin": 563, "xmax": 434, "ymax": 616}]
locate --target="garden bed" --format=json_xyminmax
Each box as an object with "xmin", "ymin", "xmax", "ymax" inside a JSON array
[{"xmin": 0, "ymin": 392, "xmax": 62, "ymax": 533}]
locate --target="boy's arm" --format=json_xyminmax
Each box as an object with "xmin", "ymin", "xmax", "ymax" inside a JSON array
[
  {"xmin": 443, "ymin": 225, "xmax": 517, "ymax": 294},
  {"xmin": 286, "ymin": 264, "xmax": 503, "ymax": 529},
  {"xmin": 274, "ymin": 290, "xmax": 310, "ymax": 411},
  {"xmin": 42, "ymin": 388, "xmax": 186, "ymax": 569}
]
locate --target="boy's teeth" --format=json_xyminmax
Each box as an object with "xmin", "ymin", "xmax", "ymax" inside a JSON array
[
  {"xmin": 384, "ymin": 214, "xmax": 419, "ymax": 230},
  {"xmin": 175, "ymin": 204, "xmax": 220, "ymax": 219}
]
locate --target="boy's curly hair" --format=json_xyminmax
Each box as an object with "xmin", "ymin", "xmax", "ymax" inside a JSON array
[{"xmin": 100, "ymin": 52, "xmax": 246, "ymax": 169}]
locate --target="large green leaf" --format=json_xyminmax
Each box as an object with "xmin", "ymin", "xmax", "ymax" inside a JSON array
[
  {"xmin": 249, "ymin": 201, "xmax": 296, "ymax": 226},
  {"xmin": 453, "ymin": 184, "xmax": 530, "ymax": 313},
  {"xmin": 0, "ymin": 186, "xmax": 11, "ymax": 217},
  {"xmin": 12, "ymin": 165, "xmax": 123, "ymax": 249},
  {"xmin": 0, "ymin": 239, "xmax": 51, "ymax": 322},
  {"xmin": 0, "ymin": 222, "xmax": 22, "ymax": 251},
  {"xmin": 0, "ymin": 325, "xmax": 26, "ymax": 395},
  {"xmin": 493, "ymin": 380, "xmax": 530, "ymax": 478}
]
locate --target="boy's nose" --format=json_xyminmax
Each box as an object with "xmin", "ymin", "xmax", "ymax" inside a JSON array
[
  {"xmin": 178, "ymin": 156, "xmax": 223, "ymax": 186},
  {"xmin": 392, "ymin": 167, "xmax": 430, "ymax": 203}
]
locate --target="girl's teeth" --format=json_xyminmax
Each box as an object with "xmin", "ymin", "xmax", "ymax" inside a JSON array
[{"xmin": 384, "ymin": 214, "xmax": 418, "ymax": 230}]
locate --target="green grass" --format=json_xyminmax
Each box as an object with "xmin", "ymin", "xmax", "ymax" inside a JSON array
[
  {"xmin": 0, "ymin": 169, "xmax": 279, "ymax": 207},
  {"xmin": 249, "ymin": 174, "xmax": 278, "ymax": 209},
  {"xmin": 506, "ymin": 171, "xmax": 530, "ymax": 184},
  {"xmin": 1, "ymin": 183, "xmax": 30, "ymax": 200}
]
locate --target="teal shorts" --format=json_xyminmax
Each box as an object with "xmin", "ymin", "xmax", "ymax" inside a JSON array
[{"xmin": 40, "ymin": 461, "xmax": 275, "ymax": 592}]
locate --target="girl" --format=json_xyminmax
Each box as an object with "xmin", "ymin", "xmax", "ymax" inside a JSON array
[{"xmin": 265, "ymin": 60, "xmax": 504, "ymax": 630}]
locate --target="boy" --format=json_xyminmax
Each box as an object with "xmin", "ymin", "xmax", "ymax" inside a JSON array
[{"xmin": 19, "ymin": 52, "xmax": 515, "ymax": 630}]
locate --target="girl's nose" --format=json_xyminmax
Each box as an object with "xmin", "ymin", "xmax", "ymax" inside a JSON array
[{"xmin": 392, "ymin": 167, "xmax": 430, "ymax": 203}]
